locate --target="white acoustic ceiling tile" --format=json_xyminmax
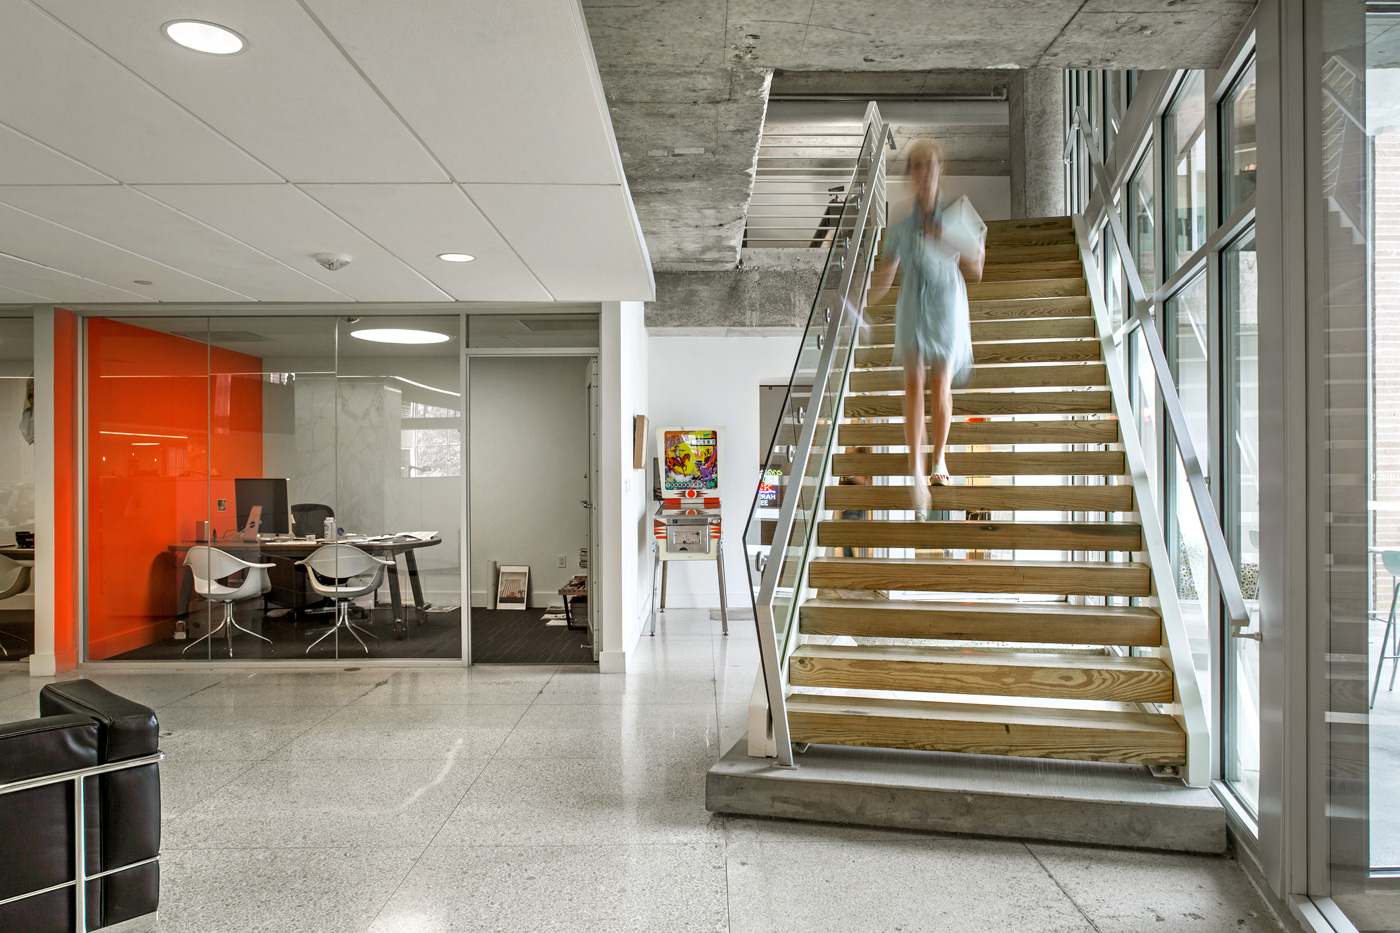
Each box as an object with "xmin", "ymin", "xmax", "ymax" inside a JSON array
[
  {"xmin": 300, "ymin": 184, "xmax": 552, "ymax": 301},
  {"xmin": 301, "ymin": 0, "xmax": 623, "ymax": 185},
  {"xmin": 0, "ymin": 202, "xmax": 246, "ymax": 302},
  {"xmin": 32, "ymin": 0, "xmax": 448, "ymax": 184},
  {"xmin": 0, "ymin": 124, "xmax": 114, "ymax": 185},
  {"xmin": 464, "ymin": 184, "xmax": 654, "ymax": 301},
  {"xmin": 0, "ymin": 253, "xmax": 150, "ymax": 303},
  {"xmin": 137, "ymin": 185, "xmax": 452, "ymax": 302},
  {"xmin": 0, "ymin": 2, "xmax": 277, "ymax": 184},
  {"xmin": 0, "ymin": 186, "xmax": 348, "ymax": 302}
]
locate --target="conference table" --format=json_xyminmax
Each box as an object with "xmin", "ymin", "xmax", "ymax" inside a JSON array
[{"xmin": 169, "ymin": 534, "xmax": 441, "ymax": 640}]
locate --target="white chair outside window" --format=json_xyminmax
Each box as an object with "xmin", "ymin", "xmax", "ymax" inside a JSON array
[
  {"xmin": 298, "ymin": 544, "xmax": 392, "ymax": 656},
  {"xmin": 182, "ymin": 546, "xmax": 274, "ymax": 657}
]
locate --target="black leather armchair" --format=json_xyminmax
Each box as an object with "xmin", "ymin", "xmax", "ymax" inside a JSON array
[{"xmin": 0, "ymin": 681, "xmax": 161, "ymax": 933}]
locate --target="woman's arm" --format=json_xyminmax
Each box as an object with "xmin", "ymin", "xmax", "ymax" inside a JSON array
[
  {"xmin": 869, "ymin": 253, "xmax": 900, "ymax": 303},
  {"xmin": 959, "ymin": 242, "xmax": 984, "ymax": 283}
]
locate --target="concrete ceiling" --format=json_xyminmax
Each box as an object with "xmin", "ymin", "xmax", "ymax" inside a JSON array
[
  {"xmin": 583, "ymin": 0, "xmax": 1256, "ymax": 270},
  {"xmin": 0, "ymin": 0, "xmax": 653, "ymax": 306}
]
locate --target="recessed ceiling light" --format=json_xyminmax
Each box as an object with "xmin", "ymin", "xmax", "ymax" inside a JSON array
[
  {"xmin": 437, "ymin": 253, "xmax": 475, "ymax": 263},
  {"xmin": 350, "ymin": 328, "xmax": 451, "ymax": 345},
  {"xmin": 163, "ymin": 20, "xmax": 246, "ymax": 55}
]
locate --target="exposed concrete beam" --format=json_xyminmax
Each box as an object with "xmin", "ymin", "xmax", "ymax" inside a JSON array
[{"xmin": 647, "ymin": 249, "xmax": 823, "ymax": 329}]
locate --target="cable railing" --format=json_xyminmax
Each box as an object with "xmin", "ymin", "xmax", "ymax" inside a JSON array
[
  {"xmin": 742, "ymin": 103, "xmax": 890, "ymax": 764},
  {"xmin": 1068, "ymin": 103, "xmax": 1256, "ymax": 636},
  {"xmin": 743, "ymin": 123, "xmax": 894, "ymax": 248}
]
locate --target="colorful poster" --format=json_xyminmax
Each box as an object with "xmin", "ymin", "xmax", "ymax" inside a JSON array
[{"xmin": 662, "ymin": 429, "xmax": 719, "ymax": 492}]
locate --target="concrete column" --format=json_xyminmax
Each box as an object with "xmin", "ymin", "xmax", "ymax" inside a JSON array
[{"xmin": 1012, "ymin": 68, "xmax": 1067, "ymax": 219}]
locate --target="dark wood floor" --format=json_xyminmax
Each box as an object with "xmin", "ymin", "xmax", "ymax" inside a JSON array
[{"xmin": 470, "ymin": 606, "xmax": 595, "ymax": 664}]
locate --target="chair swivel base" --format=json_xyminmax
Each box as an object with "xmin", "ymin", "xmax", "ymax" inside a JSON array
[
  {"xmin": 306, "ymin": 600, "xmax": 379, "ymax": 655},
  {"xmin": 182, "ymin": 601, "xmax": 273, "ymax": 657}
]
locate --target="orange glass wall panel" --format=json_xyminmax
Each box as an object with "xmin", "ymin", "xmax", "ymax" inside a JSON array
[{"xmin": 86, "ymin": 320, "xmax": 262, "ymax": 660}]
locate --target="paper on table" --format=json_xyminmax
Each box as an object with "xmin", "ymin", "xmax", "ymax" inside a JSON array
[{"xmin": 402, "ymin": 531, "xmax": 439, "ymax": 541}]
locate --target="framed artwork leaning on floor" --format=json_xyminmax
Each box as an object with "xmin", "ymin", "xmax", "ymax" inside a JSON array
[{"xmin": 496, "ymin": 565, "xmax": 529, "ymax": 610}]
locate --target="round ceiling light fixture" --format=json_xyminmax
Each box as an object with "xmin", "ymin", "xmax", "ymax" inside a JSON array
[
  {"xmin": 163, "ymin": 20, "xmax": 246, "ymax": 55},
  {"xmin": 437, "ymin": 253, "xmax": 475, "ymax": 263},
  {"xmin": 350, "ymin": 328, "xmax": 450, "ymax": 345}
]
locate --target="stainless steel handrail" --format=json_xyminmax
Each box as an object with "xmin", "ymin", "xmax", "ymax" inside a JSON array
[
  {"xmin": 745, "ymin": 104, "xmax": 889, "ymax": 762},
  {"xmin": 1069, "ymin": 103, "xmax": 1252, "ymax": 629}
]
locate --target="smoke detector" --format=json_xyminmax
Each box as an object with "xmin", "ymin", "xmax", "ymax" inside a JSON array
[{"xmin": 313, "ymin": 252, "xmax": 351, "ymax": 271}]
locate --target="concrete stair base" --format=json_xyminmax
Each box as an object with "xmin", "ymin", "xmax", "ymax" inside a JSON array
[{"xmin": 706, "ymin": 736, "xmax": 1226, "ymax": 854}]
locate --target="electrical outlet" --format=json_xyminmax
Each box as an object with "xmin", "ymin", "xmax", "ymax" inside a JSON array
[{"xmin": 557, "ymin": 554, "xmax": 567, "ymax": 569}]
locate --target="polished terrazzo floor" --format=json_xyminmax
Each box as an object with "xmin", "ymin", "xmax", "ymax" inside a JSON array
[{"xmin": 0, "ymin": 609, "xmax": 1286, "ymax": 933}]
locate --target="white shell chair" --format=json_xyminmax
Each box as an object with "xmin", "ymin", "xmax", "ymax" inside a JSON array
[
  {"xmin": 182, "ymin": 546, "xmax": 275, "ymax": 657},
  {"xmin": 298, "ymin": 544, "xmax": 392, "ymax": 655},
  {"xmin": 0, "ymin": 553, "xmax": 33, "ymax": 658}
]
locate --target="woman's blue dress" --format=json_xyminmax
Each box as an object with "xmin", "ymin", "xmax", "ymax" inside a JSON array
[{"xmin": 881, "ymin": 196, "xmax": 974, "ymax": 386}]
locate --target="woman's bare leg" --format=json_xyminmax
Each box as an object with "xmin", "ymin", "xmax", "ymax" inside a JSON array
[
  {"xmin": 903, "ymin": 358, "xmax": 930, "ymax": 509},
  {"xmin": 928, "ymin": 363, "xmax": 954, "ymax": 482}
]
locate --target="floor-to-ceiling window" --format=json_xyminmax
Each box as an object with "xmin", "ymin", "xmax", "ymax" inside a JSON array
[{"xmin": 1068, "ymin": 50, "xmax": 1262, "ymax": 826}]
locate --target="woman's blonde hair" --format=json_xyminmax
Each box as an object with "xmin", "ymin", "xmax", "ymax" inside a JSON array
[{"xmin": 907, "ymin": 139, "xmax": 944, "ymax": 172}]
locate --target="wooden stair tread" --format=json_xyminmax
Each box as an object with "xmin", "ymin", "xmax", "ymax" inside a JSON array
[
  {"xmin": 785, "ymin": 694, "xmax": 1185, "ymax": 765},
  {"xmin": 857, "ymin": 340, "xmax": 1101, "ymax": 366},
  {"xmin": 808, "ymin": 557, "xmax": 1151, "ymax": 597},
  {"xmin": 830, "ymin": 450, "xmax": 1125, "ymax": 477},
  {"xmin": 979, "ymin": 260, "xmax": 1084, "ymax": 282},
  {"xmin": 787, "ymin": 692, "xmax": 1181, "ymax": 732},
  {"xmin": 816, "ymin": 518, "xmax": 1142, "ymax": 551},
  {"xmin": 838, "ymin": 418, "xmax": 1120, "ymax": 446},
  {"xmin": 823, "ymin": 483, "xmax": 1135, "ymax": 512},
  {"xmin": 864, "ymin": 319, "xmax": 1096, "ymax": 342},
  {"xmin": 793, "ymin": 642, "xmax": 1165, "ymax": 670},
  {"xmin": 845, "ymin": 390, "xmax": 1112, "ymax": 418},
  {"xmin": 850, "ymin": 362, "xmax": 1106, "ymax": 392},
  {"xmin": 800, "ymin": 598, "xmax": 1161, "ymax": 646}
]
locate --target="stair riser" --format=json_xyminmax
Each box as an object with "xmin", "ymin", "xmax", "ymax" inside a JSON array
[
  {"xmin": 799, "ymin": 611, "xmax": 1161, "ymax": 646},
  {"xmin": 830, "ymin": 451, "xmax": 1126, "ymax": 477},
  {"xmin": 816, "ymin": 521, "xmax": 1142, "ymax": 552},
  {"xmin": 857, "ymin": 341, "xmax": 1101, "ymax": 366},
  {"xmin": 837, "ymin": 419, "xmax": 1120, "ymax": 447},
  {"xmin": 850, "ymin": 363, "xmax": 1106, "ymax": 392},
  {"xmin": 786, "ymin": 711, "xmax": 1186, "ymax": 767},
  {"xmin": 789, "ymin": 657, "xmax": 1174, "ymax": 703},
  {"xmin": 807, "ymin": 562, "xmax": 1151, "ymax": 597},
  {"xmin": 981, "ymin": 243, "xmax": 1081, "ymax": 263},
  {"xmin": 844, "ymin": 391, "xmax": 1111, "ymax": 418},
  {"xmin": 823, "ymin": 485, "xmax": 1135, "ymax": 513},
  {"xmin": 865, "ymin": 299, "xmax": 1094, "ymax": 325}
]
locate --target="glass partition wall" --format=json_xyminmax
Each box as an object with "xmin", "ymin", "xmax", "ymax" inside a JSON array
[
  {"xmin": 0, "ymin": 316, "xmax": 35, "ymax": 662},
  {"xmin": 84, "ymin": 315, "xmax": 465, "ymax": 661}
]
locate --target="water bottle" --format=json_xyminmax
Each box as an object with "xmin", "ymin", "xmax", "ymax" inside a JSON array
[{"xmin": 323, "ymin": 516, "xmax": 336, "ymax": 541}]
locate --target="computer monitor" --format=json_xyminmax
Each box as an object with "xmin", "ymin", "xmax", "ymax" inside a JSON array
[{"xmin": 235, "ymin": 478, "xmax": 291, "ymax": 535}]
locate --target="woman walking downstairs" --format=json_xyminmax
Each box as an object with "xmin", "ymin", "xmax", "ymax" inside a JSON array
[{"xmin": 869, "ymin": 140, "xmax": 984, "ymax": 518}]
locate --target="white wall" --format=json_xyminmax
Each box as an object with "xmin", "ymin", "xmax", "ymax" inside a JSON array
[
  {"xmin": 468, "ymin": 356, "xmax": 591, "ymax": 607},
  {"xmin": 599, "ymin": 302, "xmax": 650, "ymax": 672},
  {"xmin": 647, "ymin": 332, "xmax": 803, "ymax": 607},
  {"xmin": 887, "ymin": 176, "xmax": 1013, "ymax": 225}
]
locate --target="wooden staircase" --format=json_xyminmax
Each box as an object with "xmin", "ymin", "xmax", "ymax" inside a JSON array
[{"xmin": 784, "ymin": 216, "xmax": 1188, "ymax": 770}]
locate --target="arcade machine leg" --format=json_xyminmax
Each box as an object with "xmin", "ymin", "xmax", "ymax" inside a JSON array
[
  {"xmin": 649, "ymin": 543, "xmax": 661, "ymax": 636},
  {"xmin": 660, "ymin": 561, "xmax": 669, "ymax": 610},
  {"xmin": 715, "ymin": 539, "xmax": 729, "ymax": 636}
]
